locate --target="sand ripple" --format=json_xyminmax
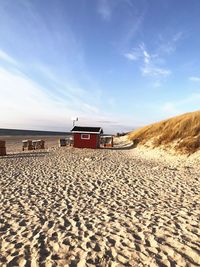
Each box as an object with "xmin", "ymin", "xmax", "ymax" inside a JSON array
[{"xmin": 0, "ymin": 148, "xmax": 199, "ymax": 266}]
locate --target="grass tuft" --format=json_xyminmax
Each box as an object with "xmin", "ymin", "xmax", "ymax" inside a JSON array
[{"xmin": 128, "ymin": 110, "xmax": 200, "ymax": 154}]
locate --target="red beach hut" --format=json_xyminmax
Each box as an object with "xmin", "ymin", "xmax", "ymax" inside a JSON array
[{"xmin": 71, "ymin": 126, "xmax": 103, "ymax": 149}]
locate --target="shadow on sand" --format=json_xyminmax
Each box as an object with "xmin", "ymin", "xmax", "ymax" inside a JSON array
[{"xmin": 0, "ymin": 151, "xmax": 49, "ymax": 159}]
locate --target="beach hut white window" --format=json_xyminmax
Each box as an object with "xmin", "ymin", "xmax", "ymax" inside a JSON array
[{"xmin": 81, "ymin": 134, "xmax": 90, "ymax": 140}]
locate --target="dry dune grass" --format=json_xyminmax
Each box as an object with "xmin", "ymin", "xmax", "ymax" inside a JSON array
[{"xmin": 129, "ymin": 110, "xmax": 200, "ymax": 154}]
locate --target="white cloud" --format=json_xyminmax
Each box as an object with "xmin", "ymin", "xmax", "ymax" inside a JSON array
[
  {"xmin": 82, "ymin": 103, "xmax": 99, "ymax": 114},
  {"xmin": 143, "ymin": 50, "xmax": 150, "ymax": 64},
  {"xmin": 158, "ymin": 31, "xmax": 183, "ymax": 55},
  {"xmin": 0, "ymin": 64, "xmax": 109, "ymax": 131},
  {"xmin": 124, "ymin": 51, "xmax": 140, "ymax": 61},
  {"xmin": 141, "ymin": 65, "xmax": 171, "ymax": 77},
  {"xmin": 124, "ymin": 40, "xmax": 173, "ymax": 85},
  {"xmin": 161, "ymin": 93, "xmax": 200, "ymax": 117},
  {"xmin": 124, "ymin": 43, "xmax": 145, "ymax": 61},
  {"xmin": 139, "ymin": 44, "xmax": 171, "ymax": 78},
  {"xmin": 124, "ymin": 13, "xmax": 145, "ymax": 44},
  {"xmin": 162, "ymin": 102, "xmax": 179, "ymax": 115},
  {"xmin": 0, "ymin": 67, "xmax": 75, "ymax": 130},
  {"xmin": 97, "ymin": 0, "xmax": 111, "ymax": 20},
  {"xmin": 124, "ymin": 32, "xmax": 184, "ymax": 85},
  {"xmin": 0, "ymin": 59, "xmax": 124, "ymax": 132},
  {"xmin": 0, "ymin": 49, "xmax": 17, "ymax": 65},
  {"xmin": 179, "ymin": 93, "xmax": 200, "ymax": 105},
  {"xmin": 189, "ymin": 76, "xmax": 200, "ymax": 82},
  {"xmin": 173, "ymin": 31, "xmax": 183, "ymax": 42},
  {"xmin": 121, "ymin": 1, "xmax": 147, "ymax": 47},
  {"xmin": 127, "ymin": 44, "xmax": 171, "ymax": 78},
  {"xmin": 34, "ymin": 63, "xmax": 88, "ymax": 98}
]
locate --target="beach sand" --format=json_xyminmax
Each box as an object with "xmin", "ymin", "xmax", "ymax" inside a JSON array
[{"xmin": 0, "ymin": 137, "xmax": 200, "ymax": 266}]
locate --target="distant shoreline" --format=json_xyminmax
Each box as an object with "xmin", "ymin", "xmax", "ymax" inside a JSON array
[{"xmin": 0, "ymin": 128, "xmax": 71, "ymax": 136}]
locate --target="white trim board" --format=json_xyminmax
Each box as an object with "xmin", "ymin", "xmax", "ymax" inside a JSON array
[{"xmin": 72, "ymin": 131, "xmax": 101, "ymax": 134}]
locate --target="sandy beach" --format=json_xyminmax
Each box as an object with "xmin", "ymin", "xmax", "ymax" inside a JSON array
[{"xmin": 0, "ymin": 138, "xmax": 200, "ymax": 266}]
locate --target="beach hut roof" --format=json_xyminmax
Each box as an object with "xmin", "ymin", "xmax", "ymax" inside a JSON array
[{"xmin": 71, "ymin": 126, "xmax": 103, "ymax": 134}]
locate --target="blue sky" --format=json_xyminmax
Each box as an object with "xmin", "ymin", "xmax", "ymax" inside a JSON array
[{"xmin": 0, "ymin": 0, "xmax": 200, "ymax": 132}]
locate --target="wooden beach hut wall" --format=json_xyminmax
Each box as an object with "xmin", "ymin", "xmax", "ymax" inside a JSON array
[{"xmin": 71, "ymin": 126, "xmax": 103, "ymax": 149}]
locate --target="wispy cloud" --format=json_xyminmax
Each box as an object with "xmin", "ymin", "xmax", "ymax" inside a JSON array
[
  {"xmin": 0, "ymin": 66, "xmax": 77, "ymax": 130},
  {"xmin": 141, "ymin": 64, "xmax": 171, "ymax": 78},
  {"xmin": 178, "ymin": 93, "xmax": 200, "ymax": 106},
  {"xmin": 140, "ymin": 44, "xmax": 171, "ymax": 78},
  {"xmin": 97, "ymin": 0, "xmax": 112, "ymax": 20},
  {"xmin": 124, "ymin": 52, "xmax": 139, "ymax": 61},
  {"xmin": 124, "ymin": 31, "xmax": 183, "ymax": 85},
  {"xmin": 189, "ymin": 76, "xmax": 200, "ymax": 82},
  {"xmin": 157, "ymin": 31, "xmax": 183, "ymax": 55},
  {"xmin": 97, "ymin": 120, "xmax": 117, "ymax": 124},
  {"xmin": 123, "ymin": 13, "xmax": 145, "ymax": 45},
  {"xmin": 161, "ymin": 93, "xmax": 200, "ymax": 116},
  {"xmin": 0, "ymin": 48, "xmax": 100, "ymax": 130},
  {"xmin": 124, "ymin": 42, "xmax": 171, "ymax": 82},
  {"xmin": 97, "ymin": 0, "xmax": 146, "ymax": 31},
  {"xmin": 82, "ymin": 103, "xmax": 99, "ymax": 114},
  {"xmin": 33, "ymin": 63, "xmax": 88, "ymax": 99},
  {"xmin": 116, "ymin": 4, "xmax": 146, "ymax": 52},
  {"xmin": 124, "ymin": 47, "xmax": 141, "ymax": 61},
  {"xmin": 0, "ymin": 49, "xmax": 121, "ymax": 131},
  {"xmin": 162, "ymin": 102, "xmax": 179, "ymax": 115},
  {"xmin": 0, "ymin": 49, "xmax": 17, "ymax": 65}
]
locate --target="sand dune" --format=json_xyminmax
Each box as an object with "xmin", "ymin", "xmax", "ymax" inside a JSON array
[
  {"xmin": 0, "ymin": 144, "xmax": 200, "ymax": 266},
  {"xmin": 129, "ymin": 110, "xmax": 200, "ymax": 154}
]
